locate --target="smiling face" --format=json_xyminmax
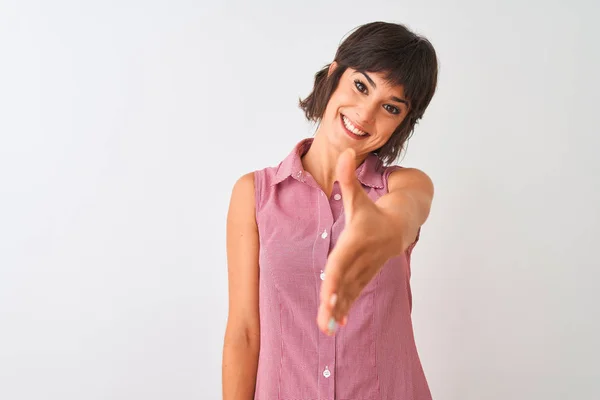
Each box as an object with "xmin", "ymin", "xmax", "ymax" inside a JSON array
[{"xmin": 318, "ymin": 63, "xmax": 410, "ymax": 157}]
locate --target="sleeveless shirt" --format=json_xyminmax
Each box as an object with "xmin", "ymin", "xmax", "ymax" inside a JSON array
[{"xmin": 253, "ymin": 138, "xmax": 431, "ymax": 400}]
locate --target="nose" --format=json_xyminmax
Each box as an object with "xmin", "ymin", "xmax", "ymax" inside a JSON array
[{"xmin": 355, "ymin": 101, "xmax": 377, "ymax": 126}]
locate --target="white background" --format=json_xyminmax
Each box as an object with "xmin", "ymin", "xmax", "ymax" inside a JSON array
[{"xmin": 1, "ymin": 1, "xmax": 599, "ymax": 399}]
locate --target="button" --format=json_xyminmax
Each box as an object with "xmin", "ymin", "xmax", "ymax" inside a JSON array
[
  {"xmin": 323, "ymin": 367, "xmax": 331, "ymax": 378},
  {"xmin": 333, "ymin": 194, "xmax": 341, "ymax": 200},
  {"xmin": 321, "ymin": 230, "xmax": 328, "ymax": 239},
  {"xmin": 320, "ymin": 270, "xmax": 325, "ymax": 280}
]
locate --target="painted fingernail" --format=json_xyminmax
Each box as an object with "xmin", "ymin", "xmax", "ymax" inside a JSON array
[
  {"xmin": 341, "ymin": 316, "xmax": 348, "ymax": 326},
  {"xmin": 327, "ymin": 317, "xmax": 337, "ymax": 334},
  {"xmin": 329, "ymin": 293, "xmax": 338, "ymax": 307}
]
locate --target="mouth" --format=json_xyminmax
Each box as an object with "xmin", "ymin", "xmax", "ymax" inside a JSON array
[{"xmin": 340, "ymin": 113, "xmax": 370, "ymax": 140}]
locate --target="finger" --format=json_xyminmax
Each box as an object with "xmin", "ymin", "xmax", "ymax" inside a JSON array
[
  {"xmin": 317, "ymin": 292, "xmax": 339, "ymax": 335},
  {"xmin": 320, "ymin": 242, "xmax": 346, "ymax": 304},
  {"xmin": 327, "ymin": 254, "xmax": 374, "ymax": 322},
  {"xmin": 331, "ymin": 278, "xmax": 360, "ymax": 322},
  {"xmin": 320, "ymin": 230, "xmax": 361, "ymax": 302},
  {"xmin": 341, "ymin": 315, "xmax": 348, "ymax": 326},
  {"xmin": 318, "ymin": 267, "xmax": 365, "ymax": 334},
  {"xmin": 336, "ymin": 148, "xmax": 357, "ymax": 187},
  {"xmin": 335, "ymin": 148, "xmax": 364, "ymax": 219},
  {"xmin": 319, "ymin": 259, "xmax": 350, "ymax": 324},
  {"xmin": 318, "ymin": 233, "xmax": 361, "ymax": 330}
]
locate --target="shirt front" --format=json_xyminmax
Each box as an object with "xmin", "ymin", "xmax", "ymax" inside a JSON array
[{"xmin": 253, "ymin": 138, "xmax": 431, "ymax": 400}]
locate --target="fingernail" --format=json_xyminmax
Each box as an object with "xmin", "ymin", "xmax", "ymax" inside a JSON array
[
  {"xmin": 329, "ymin": 293, "xmax": 338, "ymax": 307},
  {"xmin": 327, "ymin": 317, "xmax": 337, "ymax": 334}
]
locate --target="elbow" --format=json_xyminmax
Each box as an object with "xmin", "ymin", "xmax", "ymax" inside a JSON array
[{"xmin": 224, "ymin": 321, "xmax": 260, "ymax": 349}]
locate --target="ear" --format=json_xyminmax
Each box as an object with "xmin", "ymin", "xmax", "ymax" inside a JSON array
[{"xmin": 327, "ymin": 61, "xmax": 339, "ymax": 77}]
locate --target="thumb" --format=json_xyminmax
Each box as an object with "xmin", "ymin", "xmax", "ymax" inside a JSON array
[{"xmin": 336, "ymin": 148, "xmax": 365, "ymax": 220}]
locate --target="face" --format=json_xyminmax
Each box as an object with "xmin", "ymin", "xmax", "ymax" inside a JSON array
[{"xmin": 319, "ymin": 62, "xmax": 409, "ymax": 157}]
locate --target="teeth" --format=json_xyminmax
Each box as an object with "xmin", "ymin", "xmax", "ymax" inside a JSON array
[{"xmin": 342, "ymin": 115, "xmax": 368, "ymax": 136}]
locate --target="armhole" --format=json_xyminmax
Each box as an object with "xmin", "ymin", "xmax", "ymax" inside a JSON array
[
  {"xmin": 406, "ymin": 227, "xmax": 420, "ymax": 256},
  {"xmin": 382, "ymin": 165, "xmax": 403, "ymax": 193},
  {"xmin": 253, "ymin": 170, "xmax": 262, "ymax": 227},
  {"xmin": 383, "ymin": 165, "xmax": 421, "ymax": 255}
]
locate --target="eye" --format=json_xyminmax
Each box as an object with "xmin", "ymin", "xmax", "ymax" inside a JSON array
[
  {"xmin": 354, "ymin": 79, "xmax": 367, "ymax": 94},
  {"xmin": 384, "ymin": 104, "xmax": 401, "ymax": 115}
]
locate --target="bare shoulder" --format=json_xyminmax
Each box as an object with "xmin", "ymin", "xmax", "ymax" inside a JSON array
[
  {"xmin": 231, "ymin": 172, "xmax": 255, "ymax": 198},
  {"xmin": 228, "ymin": 172, "xmax": 256, "ymax": 221},
  {"xmin": 388, "ymin": 167, "xmax": 434, "ymax": 197}
]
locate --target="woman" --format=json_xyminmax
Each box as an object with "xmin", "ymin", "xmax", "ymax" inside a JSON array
[{"xmin": 223, "ymin": 21, "xmax": 438, "ymax": 400}]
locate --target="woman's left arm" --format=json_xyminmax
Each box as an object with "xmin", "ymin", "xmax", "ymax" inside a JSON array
[{"xmin": 375, "ymin": 167, "xmax": 434, "ymax": 254}]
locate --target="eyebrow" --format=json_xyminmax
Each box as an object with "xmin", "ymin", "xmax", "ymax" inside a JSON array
[{"xmin": 359, "ymin": 71, "xmax": 408, "ymax": 106}]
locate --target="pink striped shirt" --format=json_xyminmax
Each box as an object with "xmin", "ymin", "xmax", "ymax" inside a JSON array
[{"xmin": 253, "ymin": 138, "xmax": 431, "ymax": 400}]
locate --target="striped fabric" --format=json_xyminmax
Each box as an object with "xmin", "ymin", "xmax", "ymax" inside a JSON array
[{"xmin": 253, "ymin": 138, "xmax": 431, "ymax": 400}]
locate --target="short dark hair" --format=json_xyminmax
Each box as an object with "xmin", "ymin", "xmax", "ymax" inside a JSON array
[{"xmin": 299, "ymin": 21, "xmax": 439, "ymax": 165}]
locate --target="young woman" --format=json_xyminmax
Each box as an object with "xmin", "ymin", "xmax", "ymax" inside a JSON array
[{"xmin": 223, "ymin": 21, "xmax": 439, "ymax": 400}]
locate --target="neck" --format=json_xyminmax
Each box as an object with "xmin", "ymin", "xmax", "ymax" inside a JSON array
[{"xmin": 301, "ymin": 129, "xmax": 368, "ymax": 197}]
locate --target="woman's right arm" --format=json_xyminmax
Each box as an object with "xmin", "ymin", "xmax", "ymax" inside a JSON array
[{"xmin": 222, "ymin": 172, "xmax": 261, "ymax": 400}]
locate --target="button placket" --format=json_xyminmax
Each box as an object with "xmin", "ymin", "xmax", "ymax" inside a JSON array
[{"xmin": 315, "ymin": 185, "xmax": 336, "ymax": 399}]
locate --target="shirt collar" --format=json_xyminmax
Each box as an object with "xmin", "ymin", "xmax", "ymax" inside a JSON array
[{"xmin": 272, "ymin": 137, "xmax": 385, "ymax": 189}]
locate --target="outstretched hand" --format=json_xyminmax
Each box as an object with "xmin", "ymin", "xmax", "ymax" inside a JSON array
[{"xmin": 316, "ymin": 148, "xmax": 401, "ymax": 335}]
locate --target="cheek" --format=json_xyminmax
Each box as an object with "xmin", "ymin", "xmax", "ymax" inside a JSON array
[
  {"xmin": 376, "ymin": 118, "xmax": 401, "ymax": 140},
  {"xmin": 323, "ymin": 95, "xmax": 340, "ymax": 119},
  {"xmin": 328, "ymin": 86, "xmax": 356, "ymax": 111},
  {"xmin": 337, "ymin": 85, "xmax": 356, "ymax": 102}
]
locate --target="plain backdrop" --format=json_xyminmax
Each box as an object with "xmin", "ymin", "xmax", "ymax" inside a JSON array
[{"xmin": 1, "ymin": 1, "xmax": 599, "ymax": 399}]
